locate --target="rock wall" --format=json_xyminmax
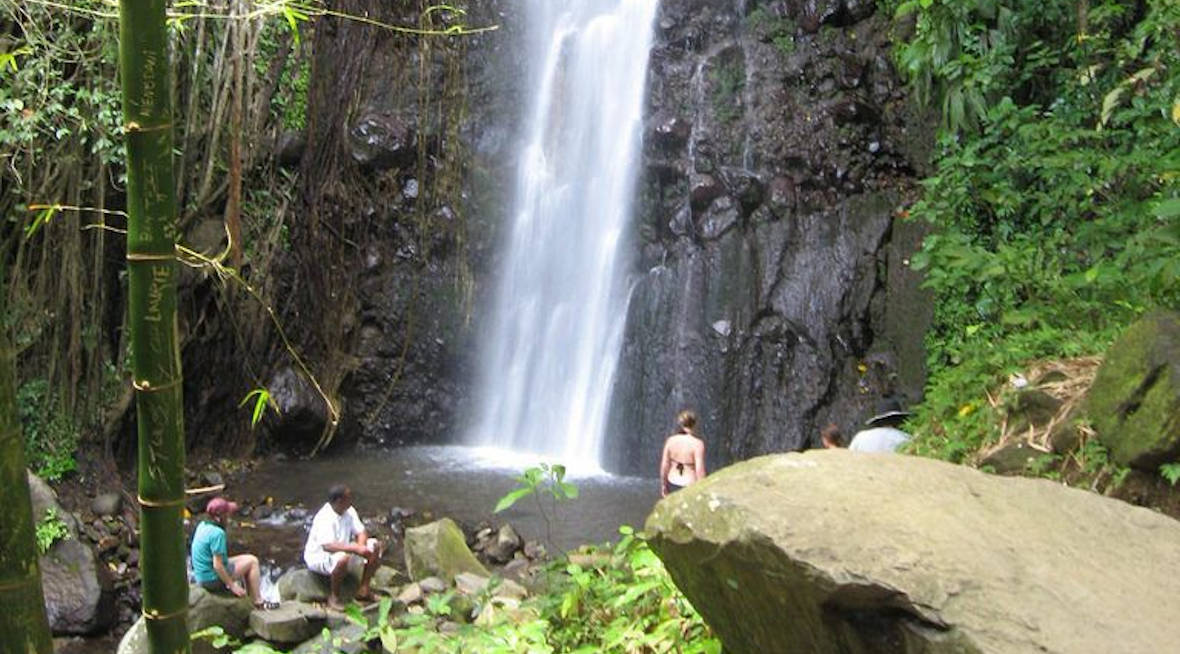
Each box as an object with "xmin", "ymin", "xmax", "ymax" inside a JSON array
[
  {"xmin": 606, "ymin": 0, "xmax": 932, "ymax": 473},
  {"xmin": 274, "ymin": 0, "xmax": 932, "ymax": 465}
]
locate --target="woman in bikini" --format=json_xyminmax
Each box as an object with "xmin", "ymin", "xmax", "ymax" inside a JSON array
[{"xmin": 660, "ymin": 409, "xmax": 707, "ymax": 497}]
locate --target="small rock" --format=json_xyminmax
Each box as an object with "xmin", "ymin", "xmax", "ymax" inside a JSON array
[
  {"xmin": 97, "ymin": 531, "xmax": 120, "ymax": 552},
  {"xmin": 397, "ymin": 583, "xmax": 423, "ymax": 605},
  {"xmin": 91, "ymin": 493, "xmax": 123, "ymax": 517},
  {"xmin": 454, "ymin": 572, "xmax": 491, "ymax": 596},
  {"xmin": 522, "ymin": 541, "xmax": 545, "ymax": 560},
  {"xmin": 419, "ymin": 577, "xmax": 446, "ymax": 594},
  {"xmin": 484, "ymin": 524, "xmax": 523, "ymax": 564}
]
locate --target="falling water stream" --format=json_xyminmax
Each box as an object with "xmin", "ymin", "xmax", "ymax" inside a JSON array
[{"xmin": 469, "ymin": 0, "xmax": 659, "ymax": 471}]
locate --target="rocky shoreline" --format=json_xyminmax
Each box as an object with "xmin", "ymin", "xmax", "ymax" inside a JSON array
[{"xmin": 34, "ymin": 460, "xmax": 555, "ymax": 653}]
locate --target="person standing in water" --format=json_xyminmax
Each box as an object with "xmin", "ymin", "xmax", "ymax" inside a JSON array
[{"xmin": 660, "ymin": 409, "xmax": 707, "ymax": 497}]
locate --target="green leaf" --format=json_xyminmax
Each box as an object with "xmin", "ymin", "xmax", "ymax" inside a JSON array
[
  {"xmin": 343, "ymin": 603, "xmax": 366, "ymax": 627},
  {"xmin": 493, "ymin": 487, "xmax": 532, "ymax": 513},
  {"xmin": 1154, "ymin": 198, "xmax": 1180, "ymax": 219}
]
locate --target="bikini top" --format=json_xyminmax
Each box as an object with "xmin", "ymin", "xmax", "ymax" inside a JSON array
[{"xmin": 670, "ymin": 457, "xmax": 693, "ymax": 475}]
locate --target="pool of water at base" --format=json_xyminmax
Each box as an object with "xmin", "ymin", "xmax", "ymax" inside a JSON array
[
  {"xmin": 232, "ymin": 445, "xmax": 660, "ymax": 559},
  {"xmin": 69, "ymin": 445, "xmax": 661, "ymax": 652}
]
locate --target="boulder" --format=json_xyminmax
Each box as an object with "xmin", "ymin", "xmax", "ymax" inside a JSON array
[
  {"xmin": 249, "ymin": 601, "xmax": 327, "ymax": 644},
  {"xmin": 40, "ymin": 538, "xmax": 116, "ymax": 635},
  {"xmin": 645, "ymin": 451, "xmax": 1180, "ymax": 654},
  {"xmin": 117, "ymin": 586, "xmax": 252, "ymax": 654},
  {"xmin": 90, "ymin": 492, "xmax": 123, "ymax": 517},
  {"xmin": 403, "ymin": 518, "xmax": 489, "ymax": 582},
  {"xmin": 268, "ymin": 367, "xmax": 329, "ymax": 453},
  {"xmin": 1087, "ymin": 310, "xmax": 1180, "ymax": 469},
  {"xmin": 27, "ymin": 472, "xmax": 115, "ymax": 635},
  {"xmin": 189, "ymin": 586, "xmax": 253, "ymax": 640},
  {"xmin": 277, "ymin": 567, "xmax": 360, "ymax": 604}
]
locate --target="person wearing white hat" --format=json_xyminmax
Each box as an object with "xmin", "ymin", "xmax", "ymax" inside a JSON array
[{"xmin": 848, "ymin": 397, "xmax": 913, "ymax": 453}]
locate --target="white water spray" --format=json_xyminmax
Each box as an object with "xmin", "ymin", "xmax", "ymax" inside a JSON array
[{"xmin": 468, "ymin": 0, "xmax": 659, "ymax": 472}]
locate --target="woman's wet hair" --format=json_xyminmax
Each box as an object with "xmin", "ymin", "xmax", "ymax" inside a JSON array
[
  {"xmin": 677, "ymin": 409, "xmax": 697, "ymax": 433},
  {"xmin": 820, "ymin": 423, "xmax": 843, "ymax": 447}
]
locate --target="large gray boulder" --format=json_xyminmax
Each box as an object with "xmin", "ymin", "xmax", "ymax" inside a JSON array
[
  {"xmin": 1087, "ymin": 310, "xmax": 1180, "ymax": 469},
  {"xmin": 645, "ymin": 450, "xmax": 1180, "ymax": 654},
  {"xmin": 27, "ymin": 472, "xmax": 115, "ymax": 635},
  {"xmin": 403, "ymin": 518, "xmax": 489, "ymax": 582},
  {"xmin": 117, "ymin": 586, "xmax": 252, "ymax": 654}
]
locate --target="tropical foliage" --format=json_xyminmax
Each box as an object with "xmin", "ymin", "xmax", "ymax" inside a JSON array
[{"xmin": 891, "ymin": 0, "xmax": 1180, "ymax": 462}]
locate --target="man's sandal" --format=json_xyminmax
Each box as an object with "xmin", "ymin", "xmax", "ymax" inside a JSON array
[{"xmin": 254, "ymin": 601, "xmax": 280, "ymax": 610}]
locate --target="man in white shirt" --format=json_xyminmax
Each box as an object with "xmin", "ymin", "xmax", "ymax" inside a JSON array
[
  {"xmin": 303, "ymin": 484, "xmax": 383, "ymax": 609},
  {"xmin": 848, "ymin": 398, "xmax": 912, "ymax": 453}
]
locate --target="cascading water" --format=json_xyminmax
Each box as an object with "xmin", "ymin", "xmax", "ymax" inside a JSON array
[{"xmin": 469, "ymin": 0, "xmax": 659, "ymax": 472}]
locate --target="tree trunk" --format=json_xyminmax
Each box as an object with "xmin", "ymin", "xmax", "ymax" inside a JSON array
[
  {"xmin": 118, "ymin": 1, "xmax": 190, "ymax": 652},
  {"xmin": 0, "ymin": 275, "xmax": 53, "ymax": 654}
]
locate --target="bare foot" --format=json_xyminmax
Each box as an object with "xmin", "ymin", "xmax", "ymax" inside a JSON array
[
  {"xmin": 355, "ymin": 587, "xmax": 374, "ymax": 603},
  {"xmin": 327, "ymin": 596, "xmax": 345, "ymax": 611}
]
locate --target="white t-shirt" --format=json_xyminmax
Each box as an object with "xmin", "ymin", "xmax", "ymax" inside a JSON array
[
  {"xmin": 848, "ymin": 427, "xmax": 911, "ymax": 453},
  {"xmin": 303, "ymin": 502, "xmax": 364, "ymax": 562}
]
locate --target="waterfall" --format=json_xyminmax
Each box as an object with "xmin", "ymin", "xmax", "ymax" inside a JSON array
[{"xmin": 469, "ymin": 0, "xmax": 658, "ymax": 471}]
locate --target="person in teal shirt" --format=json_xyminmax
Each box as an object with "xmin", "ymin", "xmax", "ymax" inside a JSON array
[{"xmin": 191, "ymin": 496, "xmax": 277, "ymax": 609}]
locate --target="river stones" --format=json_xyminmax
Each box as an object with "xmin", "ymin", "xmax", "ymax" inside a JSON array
[{"xmin": 646, "ymin": 450, "xmax": 1180, "ymax": 654}]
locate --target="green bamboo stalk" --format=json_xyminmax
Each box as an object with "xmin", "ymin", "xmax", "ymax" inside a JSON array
[
  {"xmin": 0, "ymin": 274, "xmax": 53, "ymax": 654},
  {"xmin": 118, "ymin": 1, "xmax": 190, "ymax": 652}
]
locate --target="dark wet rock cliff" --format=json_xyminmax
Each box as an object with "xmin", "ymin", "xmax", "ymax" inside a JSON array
[
  {"xmin": 221, "ymin": 0, "xmax": 933, "ymax": 467},
  {"xmin": 606, "ymin": 0, "xmax": 933, "ymax": 473}
]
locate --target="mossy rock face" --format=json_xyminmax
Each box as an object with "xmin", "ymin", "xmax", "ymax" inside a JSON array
[
  {"xmin": 645, "ymin": 451, "xmax": 1180, "ymax": 654},
  {"xmin": 1086, "ymin": 310, "xmax": 1180, "ymax": 469},
  {"xmin": 403, "ymin": 518, "xmax": 489, "ymax": 582}
]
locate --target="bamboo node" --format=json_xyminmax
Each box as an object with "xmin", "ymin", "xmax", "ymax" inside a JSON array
[
  {"xmin": 133, "ymin": 377, "xmax": 182, "ymax": 393},
  {"xmin": 143, "ymin": 605, "xmax": 187, "ymax": 621},
  {"xmin": 126, "ymin": 252, "xmax": 175, "ymax": 262},
  {"xmin": 137, "ymin": 495, "xmax": 186, "ymax": 508},
  {"xmin": 123, "ymin": 122, "xmax": 172, "ymax": 134}
]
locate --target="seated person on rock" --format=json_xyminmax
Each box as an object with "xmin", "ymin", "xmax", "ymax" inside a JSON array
[
  {"xmin": 848, "ymin": 398, "xmax": 912, "ymax": 453},
  {"xmin": 191, "ymin": 496, "xmax": 277, "ymax": 610},
  {"xmin": 303, "ymin": 484, "xmax": 383, "ymax": 609},
  {"xmin": 660, "ymin": 409, "xmax": 707, "ymax": 497}
]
